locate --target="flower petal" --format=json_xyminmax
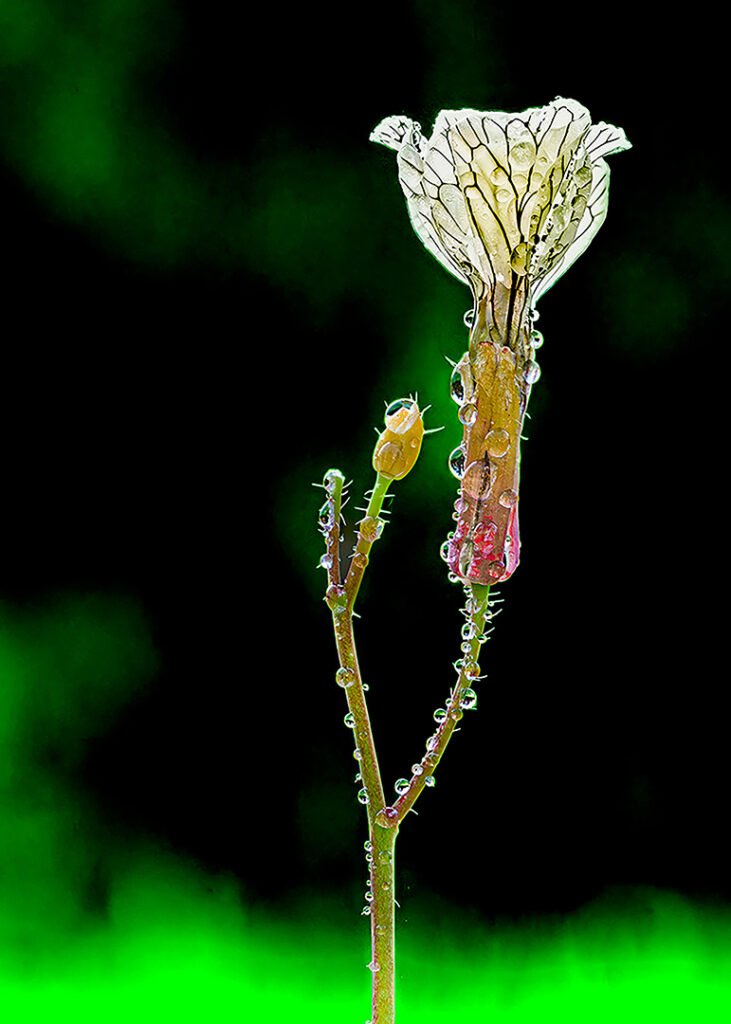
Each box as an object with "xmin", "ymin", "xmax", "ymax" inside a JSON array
[{"xmin": 530, "ymin": 157, "xmax": 612, "ymax": 304}]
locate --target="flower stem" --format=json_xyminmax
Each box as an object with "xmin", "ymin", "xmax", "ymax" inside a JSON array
[
  {"xmin": 391, "ymin": 583, "xmax": 490, "ymax": 822},
  {"xmin": 324, "ymin": 470, "xmax": 398, "ymax": 1022},
  {"xmin": 369, "ymin": 821, "xmax": 397, "ymax": 1023}
]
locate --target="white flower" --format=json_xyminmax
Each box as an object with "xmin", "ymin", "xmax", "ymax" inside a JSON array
[
  {"xmin": 372, "ymin": 99, "xmax": 630, "ymax": 587},
  {"xmin": 371, "ymin": 98, "xmax": 630, "ymax": 349}
]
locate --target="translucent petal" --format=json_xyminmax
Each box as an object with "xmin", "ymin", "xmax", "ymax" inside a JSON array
[
  {"xmin": 370, "ymin": 116, "xmax": 424, "ymax": 155},
  {"xmin": 531, "ymin": 157, "xmax": 612, "ymax": 304}
]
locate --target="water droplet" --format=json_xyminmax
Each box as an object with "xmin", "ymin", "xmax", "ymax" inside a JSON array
[
  {"xmin": 424, "ymin": 775, "xmax": 436, "ymax": 788},
  {"xmin": 323, "ymin": 468, "xmax": 344, "ymax": 492},
  {"xmin": 355, "ymin": 772, "xmax": 363, "ymax": 783},
  {"xmin": 365, "ymin": 891, "xmax": 374, "ymax": 903},
  {"xmin": 376, "ymin": 806, "xmax": 399, "ymax": 827},
  {"xmin": 365, "ymin": 853, "xmax": 373, "ymax": 863},
  {"xmin": 499, "ymin": 488, "xmax": 518, "ymax": 508},
  {"xmin": 524, "ymin": 360, "xmax": 541, "ymax": 384},
  {"xmin": 336, "ymin": 667, "xmax": 356, "ymax": 688},
  {"xmin": 461, "ymin": 622, "xmax": 476, "ymax": 641},
  {"xmin": 433, "ymin": 707, "xmax": 448, "ymax": 724},
  {"xmin": 382, "ymin": 882, "xmax": 390, "ymax": 892},
  {"xmin": 367, "ymin": 960, "xmax": 380, "ymax": 973},
  {"xmin": 395, "ymin": 778, "xmax": 410, "ymax": 796},
  {"xmin": 360, "ymin": 516, "xmax": 385, "ymax": 542},
  {"xmin": 319, "ymin": 553, "xmax": 333, "ymax": 570},
  {"xmin": 464, "ymin": 661, "xmax": 481, "ymax": 680},
  {"xmin": 510, "ymin": 243, "xmax": 529, "ymax": 275},
  {"xmin": 448, "ymin": 447, "xmax": 466, "ymax": 479},
  {"xmin": 439, "ymin": 539, "xmax": 452, "ymax": 563},
  {"xmin": 426, "ymin": 734, "xmax": 439, "ymax": 751},
  {"xmin": 486, "ymin": 559, "xmax": 506, "ymax": 580},
  {"xmin": 449, "ymin": 367, "xmax": 465, "ymax": 404},
  {"xmin": 364, "ymin": 840, "xmax": 373, "ymax": 852},
  {"xmin": 530, "ymin": 329, "xmax": 544, "ymax": 349},
  {"xmin": 352, "ymin": 551, "xmax": 369, "ymax": 571},
  {"xmin": 496, "ymin": 187, "xmax": 512, "ymax": 204},
  {"xmin": 460, "ymin": 687, "xmax": 478, "ymax": 710},
  {"xmin": 459, "ymin": 402, "xmax": 478, "ymax": 426},
  {"xmin": 318, "ymin": 502, "xmax": 333, "ymax": 530},
  {"xmin": 460, "ymin": 641, "xmax": 473, "ymax": 654},
  {"xmin": 326, "ymin": 584, "xmax": 347, "ymax": 613},
  {"xmin": 384, "ymin": 398, "xmax": 415, "ymax": 422},
  {"xmin": 361, "ymin": 906, "xmax": 371, "ymax": 916},
  {"xmin": 485, "ymin": 428, "xmax": 510, "ymax": 458},
  {"xmin": 510, "ymin": 140, "xmax": 536, "ymax": 166},
  {"xmin": 411, "ymin": 763, "xmax": 424, "ymax": 776},
  {"xmin": 357, "ymin": 788, "xmax": 370, "ymax": 804},
  {"xmin": 463, "ymin": 308, "xmax": 476, "ymax": 329},
  {"xmin": 461, "ymin": 460, "xmax": 491, "ymax": 500},
  {"xmin": 353, "ymin": 748, "xmax": 362, "ymax": 761},
  {"xmin": 575, "ymin": 163, "xmax": 593, "ymax": 187},
  {"xmin": 447, "ymin": 572, "xmax": 461, "ymax": 584},
  {"xmin": 453, "ymin": 658, "xmax": 465, "ymax": 672},
  {"xmin": 344, "ymin": 712, "xmax": 356, "ymax": 729},
  {"xmin": 450, "ymin": 707, "xmax": 464, "ymax": 721}
]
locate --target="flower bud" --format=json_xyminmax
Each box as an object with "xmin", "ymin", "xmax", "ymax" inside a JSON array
[{"xmin": 372, "ymin": 398, "xmax": 424, "ymax": 481}]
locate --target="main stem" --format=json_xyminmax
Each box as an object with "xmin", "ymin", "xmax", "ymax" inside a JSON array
[{"xmin": 370, "ymin": 821, "xmax": 397, "ymax": 1023}]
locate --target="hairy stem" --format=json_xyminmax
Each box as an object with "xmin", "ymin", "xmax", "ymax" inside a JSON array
[{"xmin": 391, "ymin": 583, "xmax": 490, "ymax": 822}]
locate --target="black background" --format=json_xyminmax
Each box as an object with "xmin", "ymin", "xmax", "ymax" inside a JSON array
[{"xmin": 1, "ymin": 1, "xmax": 727, "ymax": 922}]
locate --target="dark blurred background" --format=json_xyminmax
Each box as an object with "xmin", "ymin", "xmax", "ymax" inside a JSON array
[{"xmin": 0, "ymin": 0, "xmax": 727, "ymax": 926}]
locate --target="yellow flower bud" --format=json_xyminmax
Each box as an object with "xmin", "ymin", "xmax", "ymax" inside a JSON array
[{"xmin": 372, "ymin": 398, "xmax": 424, "ymax": 480}]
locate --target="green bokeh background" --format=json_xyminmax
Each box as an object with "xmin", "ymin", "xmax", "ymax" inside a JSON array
[{"xmin": 1, "ymin": 1, "xmax": 728, "ymax": 1020}]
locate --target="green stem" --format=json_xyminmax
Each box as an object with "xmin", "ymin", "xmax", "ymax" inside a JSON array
[
  {"xmin": 369, "ymin": 822, "xmax": 397, "ymax": 1023},
  {"xmin": 392, "ymin": 583, "xmax": 490, "ymax": 822},
  {"xmin": 325, "ymin": 470, "xmax": 397, "ymax": 1022}
]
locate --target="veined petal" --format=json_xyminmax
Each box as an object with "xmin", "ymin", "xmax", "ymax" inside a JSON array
[
  {"xmin": 370, "ymin": 115, "xmax": 424, "ymax": 155},
  {"xmin": 371, "ymin": 98, "xmax": 629, "ymax": 315},
  {"xmin": 531, "ymin": 157, "xmax": 612, "ymax": 304}
]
